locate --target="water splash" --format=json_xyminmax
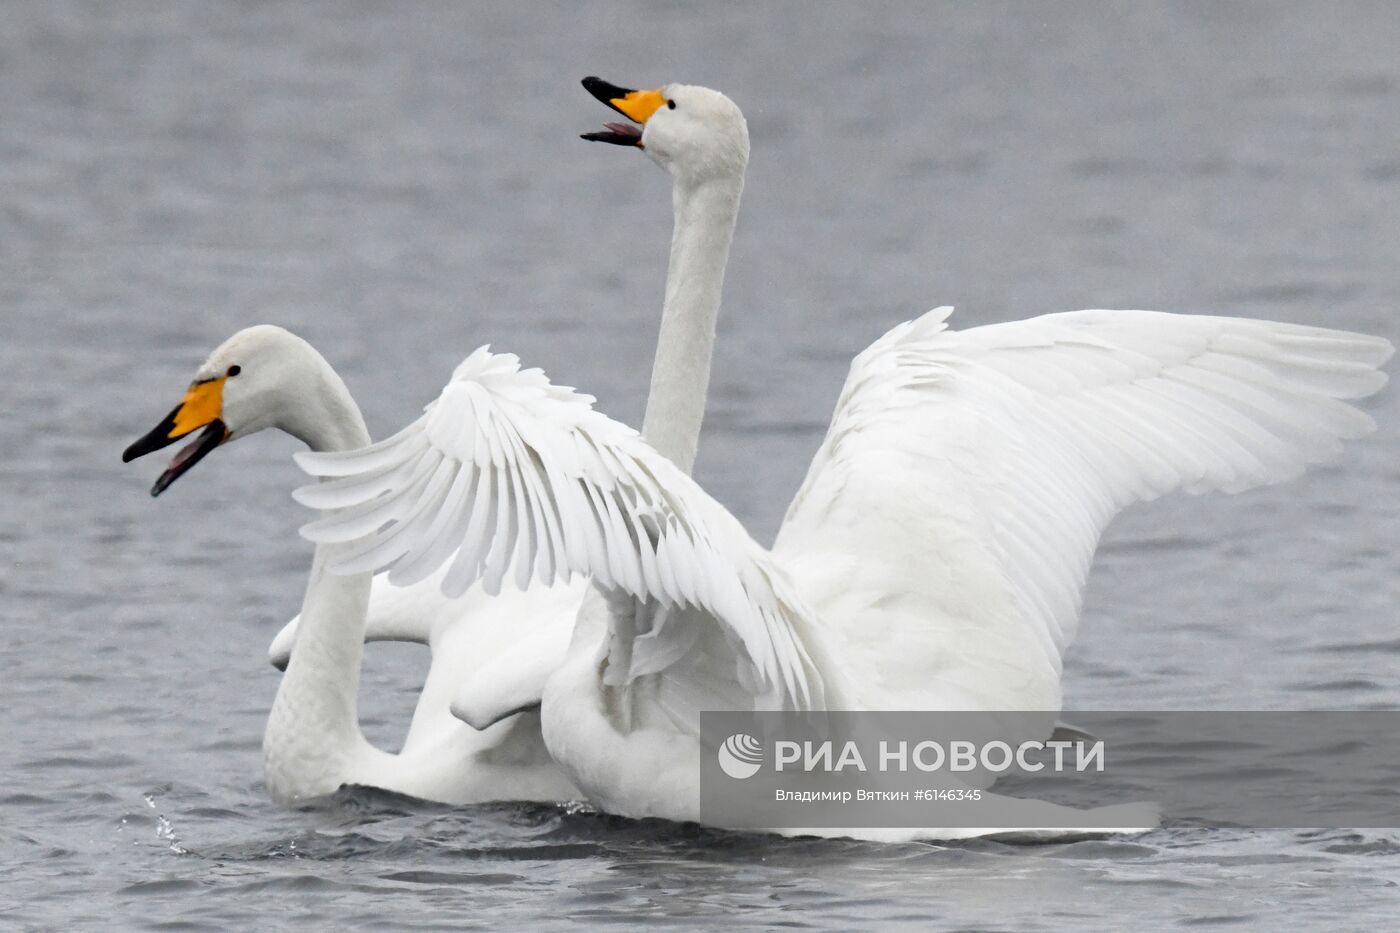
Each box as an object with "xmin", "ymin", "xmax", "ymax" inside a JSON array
[{"xmin": 143, "ymin": 793, "xmax": 189, "ymax": 856}]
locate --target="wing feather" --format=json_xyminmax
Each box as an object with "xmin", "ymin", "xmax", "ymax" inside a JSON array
[
  {"xmin": 388, "ymin": 463, "xmax": 478, "ymax": 586},
  {"xmin": 777, "ymin": 307, "xmax": 1390, "ymax": 710},
  {"xmin": 294, "ymin": 347, "xmax": 826, "ymax": 708}
]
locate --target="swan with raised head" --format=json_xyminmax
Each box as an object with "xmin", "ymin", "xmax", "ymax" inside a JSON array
[
  {"xmin": 256, "ymin": 74, "xmax": 750, "ymax": 749},
  {"xmin": 124, "ymin": 75, "xmax": 752, "ymax": 803},
  {"xmin": 121, "ymin": 328, "xmax": 581, "ymax": 804},
  {"xmin": 295, "ymin": 78, "xmax": 1391, "ymax": 838}
]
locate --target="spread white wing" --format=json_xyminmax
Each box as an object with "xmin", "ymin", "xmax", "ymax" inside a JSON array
[
  {"xmin": 776, "ymin": 307, "xmax": 1391, "ymax": 710},
  {"xmin": 293, "ymin": 347, "xmax": 823, "ymax": 708}
]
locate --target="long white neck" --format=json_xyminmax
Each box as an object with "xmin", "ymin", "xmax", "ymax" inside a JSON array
[
  {"xmin": 263, "ymin": 359, "xmax": 375, "ymax": 802},
  {"xmin": 640, "ymin": 170, "xmax": 744, "ymax": 474}
]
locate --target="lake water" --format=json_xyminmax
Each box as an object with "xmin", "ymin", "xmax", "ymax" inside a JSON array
[{"xmin": 4, "ymin": 1, "xmax": 1399, "ymax": 928}]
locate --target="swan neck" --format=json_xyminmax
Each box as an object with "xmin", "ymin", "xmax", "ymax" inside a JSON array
[
  {"xmin": 641, "ymin": 171, "xmax": 744, "ymax": 475},
  {"xmin": 284, "ymin": 361, "xmax": 371, "ymax": 455},
  {"xmin": 264, "ymin": 358, "xmax": 375, "ymax": 799}
]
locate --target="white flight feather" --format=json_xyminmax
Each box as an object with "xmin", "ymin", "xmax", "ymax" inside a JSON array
[
  {"xmin": 774, "ymin": 307, "xmax": 1391, "ymax": 712},
  {"xmin": 295, "ymin": 348, "xmax": 824, "ymax": 709}
]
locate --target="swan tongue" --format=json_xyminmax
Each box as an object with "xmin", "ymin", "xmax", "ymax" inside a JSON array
[
  {"xmin": 150, "ymin": 420, "xmax": 228, "ymax": 497},
  {"xmin": 581, "ymin": 121, "xmax": 643, "ymax": 147}
]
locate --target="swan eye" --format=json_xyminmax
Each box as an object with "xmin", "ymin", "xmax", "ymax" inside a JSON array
[
  {"xmin": 666, "ymin": 99, "xmax": 676, "ymax": 110},
  {"xmin": 227, "ymin": 365, "xmax": 241, "ymax": 377}
]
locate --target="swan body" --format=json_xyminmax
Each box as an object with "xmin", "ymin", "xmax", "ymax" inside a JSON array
[
  {"xmin": 123, "ymin": 326, "xmax": 579, "ymax": 804},
  {"xmin": 261, "ymin": 80, "xmax": 751, "ymax": 750},
  {"xmin": 297, "ymin": 79, "xmax": 1391, "ymax": 839},
  {"xmin": 131, "ymin": 82, "xmax": 753, "ymax": 807},
  {"xmin": 298, "ymin": 311, "xmax": 1389, "ymax": 835},
  {"xmin": 126, "ymin": 84, "xmax": 748, "ymax": 802},
  {"xmin": 267, "ymin": 571, "xmax": 586, "ymax": 753}
]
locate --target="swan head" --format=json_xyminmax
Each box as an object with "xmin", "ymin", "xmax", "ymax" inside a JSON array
[
  {"xmin": 581, "ymin": 77, "xmax": 749, "ymax": 183},
  {"xmin": 123, "ymin": 325, "xmax": 352, "ymax": 496}
]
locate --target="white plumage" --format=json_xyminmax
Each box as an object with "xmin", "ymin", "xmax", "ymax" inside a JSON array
[
  {"xmin": 123, "ymin": 325, "xmax": 582, "ymax": 805},
  {"xmin": 298, "ymin": 309, "xmax": 1390, "ymax": 725},
  {"xmin": 292, "ymin": 79, "xmax": 1391, "ymax": 838},
  {"xmin": 773, "ymin": 307, "xmax": 1389, "ymax": 714},
  {"xmin": 297, "ymin": 347, "xmax": 828, "ymax": 712}
]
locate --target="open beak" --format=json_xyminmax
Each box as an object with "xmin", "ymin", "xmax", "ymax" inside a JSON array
[
  {"xmin": 580, "ymin": 76, "xmax": 667, "ymax": 148},
  {"xmin": 122, "ymin": 376, "xmax": 230, "ymax": 497}
]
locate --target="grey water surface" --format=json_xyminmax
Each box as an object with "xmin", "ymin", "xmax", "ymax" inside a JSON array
[{"xmin": 3, "ymin": 2, "xmax": 1399, "ymax": 929}]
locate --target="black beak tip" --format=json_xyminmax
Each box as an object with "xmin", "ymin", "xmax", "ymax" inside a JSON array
[
  {"xmin": 581, "ymin": 76, "xmax": 636, "ymax": 112},
  {"xmin": 581, "ymin": 75, "xmax": 622, "ymax": 94},
  {"xmin": 123, "ymin": 407, "xmax": 183, "ymax": 464},
  {"xmin": 123, "ymin": 438, "xmax": 156, "ymax": 463}
]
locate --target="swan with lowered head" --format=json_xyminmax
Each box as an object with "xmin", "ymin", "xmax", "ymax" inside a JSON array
[
  {"xmin": 297, "ymin": 78, "xmax": 1392, "ymax": 839},
  {"xmin": 122, "ymin": 327, "xmax": 580, "ymax": 804}
]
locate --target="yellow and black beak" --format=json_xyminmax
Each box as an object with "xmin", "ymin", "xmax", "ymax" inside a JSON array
[
  {"xmin": 580, "ymin": 76, "xmax": 667, "ymax": 147},
  {"xmin": 122, "ymin": 376, "xmax": 230, "ymax": 497}
]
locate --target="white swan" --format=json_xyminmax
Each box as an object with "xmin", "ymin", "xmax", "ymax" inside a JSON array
[
  {"xmin": 122, "ymin": 329, "xmax": 582, "ymax": 804},
  {"xmin": 248, "ymin": 74, "xmax": 748, "ymax": 786},
  {"xmin": 293, "ymin": 79, "xmax": 1392, "ymax": 838},
  {"xmin": 121, "ymin": 77, "xmax": 748, "ymax": 803}
]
